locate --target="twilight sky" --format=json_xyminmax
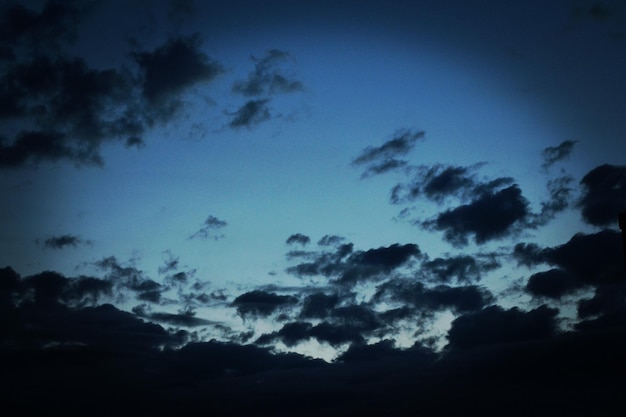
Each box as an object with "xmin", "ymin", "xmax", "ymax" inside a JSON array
[{"xmin": 2, "ymin": 0, "xmax": 626, "ymax": 415}]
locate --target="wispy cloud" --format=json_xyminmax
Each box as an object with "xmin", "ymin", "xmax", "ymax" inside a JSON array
[
  {"xmin": 190, "ymin": 215, "xmax": 228, "ymax": 240},
  {"xmin": 39, "ymin": 234, "xmax": 90, "ymax": 249},
  {"xmin": 541, "ymin": 140, "xmax": 577, "ymax": 170}
]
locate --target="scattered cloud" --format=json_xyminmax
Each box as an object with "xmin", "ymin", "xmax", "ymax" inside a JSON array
[
  {"xmin": 231, "ymin": 290, "xmax": 298, "ymax": 318},
  {"xmin": 352, "ymin": 129, "xmax": 425, "ymax": 178},
  {"xmin": 373, "ymin": 279, "xmax": 495, "ymax": 314},
  {"xmin": 286, "ymin": 233, "xmax": 311, "ymax": 246},
  {"xmin": 132, "ymin": 34, "xmax": 223, "ymax": 109},
  {"xmin": 39, "ymin": 234, "xmax": 90, "ymax": 249},
  {"xmin": 421, "ymin": 253, "xmax": 501, "ymax": 283},
  {"xmin": 190, "ymin": 215, "xmax": 228, "ymax": 240},
  {"xmin": 541, "ymin": 140, "xmax": 577, "ymax": 170},
  {"xmin": 422, "ymin": 185, "xmax": 529, "ymax": 246},
  {"xmin": 232, "ymin": 49, "xmax": 303, "ymax": 97},
  {"xmin": 132, "ymin": 304, "xmax": 215, "ymax": 327},
  {"xmin": 228, "ymin": 99, "xmax": 271, "ymax": 129},
  {"xmin": 286, "ymin": 241, "xmax": 421, "ymax": 286},
  {"xmin": 317, "ymin": 234, "xmax": 345, "ymax": 246},
  {"xmin": 0, "ymin": 2, "xmax": 223, "ymax": 170}
]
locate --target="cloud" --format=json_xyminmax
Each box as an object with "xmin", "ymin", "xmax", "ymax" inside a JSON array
[
  {"xmin": 158, "ymin": 251, "xmax": 180, "ymax": 275},
  {"xmin": 423, "ymin": 185, "xmax": 529, "ymax": 246},
  {"xmin": 577, "ymin": 284, "xmax": 626, "ymax": 319},
  {"xmin": 286, "ymin": 233, "xmax": 311, "ymax": 246},
  {"xmin": 0, "ymin": 0, "xmax": 87, "ymax": 56},
  {"xmin": 0, "ymin": 267, "xmax": 181, "ymax": 352},
  {"xmin": 317, "ymin": 234, "xmax": 346, "ymax": 246},
  {"xmin": 525, "ymin": 268, "xmax": 581, "ymax": 299},
  {"xmin": 578, "ymin": 164, "xmax": 626, "ymax": 227},
  {"xmin": 132, "ymin": 34, "xmax": 223, "ymax": 108},
  {"xmin": 232, "ymin": 49, "xmax": 303, "ymax": 97},
  {"xmin": 336, "ymin": 339, "xmax": 436, "ymax": 363},
  {"xmin": 287, "ymin": 241, "xmax": 421, "ymax": 286},
  {"xmin": 132, "ymin": 304, "xmax": 214, "ymax": 327},
  {"xmin": 299, "ymin": 292, "xmax": 340, "ymax": 318},
  {"xmin": 514, "ymin": 229, "xmax": 624, "ymax": 295},
  {"xmin": 39, "ymin": 234, "xmax": 89, "ymax": 249},
  {"xmin": 232, "ymin": 290, "xmax": 298, "ymax": 318},
  {"xmin": 94, "ymin": 256, "xmax": 163, "ymax": 299},
  {"xmin": 0, "ymin": 8, "xmax": 223, "ymax": 169},
  {"xmin": 446, "ymin": 305, "xmax": 560, "ymax": 349},
  {"xmin": 422, "ymin": 165, "xmax": 477, "ymax": 202},
  {"xmin": 389, "ymin": 163, "xmax": 514, "ymax": 208},
  {"xmin": 228, "ymin": 99, "xmax": 271, "ymax": 129},
  {"xmin": 421, "ymin": 253, "xmax": 501, "ymax": 283},
  {"xmin": 541, "ymin": 140, "xmax": 577, "ymax": 170},
  {"xmin": 352, "ymin": 129, "xmax": 425, "ymax": 178},
  {"xmin": 531, "ymin": 174, "xmax": 575, "ymax": 226},
  {"xmin": 190, "ymin": 215, "xmax": 227, "ymax": 240},
  {"xmin": 373, "ymin": 279, "xmax": 494, "ymax": 314},
  {"xmin": 166, "ymin": 339, "xmax": 322, "ymax": 381},
  {"xmin": 257, "ymin": 320, "xmax": 366, "ymax": 347}
]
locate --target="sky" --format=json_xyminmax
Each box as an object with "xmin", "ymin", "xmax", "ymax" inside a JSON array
[{"xmin": 2, "ymin": 0, "xmax": 626, "ymax": 415}]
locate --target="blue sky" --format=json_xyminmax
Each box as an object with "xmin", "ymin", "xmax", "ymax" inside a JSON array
[{"xmin": 2, "ymin": 2, "xmax": 626, "ymax": 412}]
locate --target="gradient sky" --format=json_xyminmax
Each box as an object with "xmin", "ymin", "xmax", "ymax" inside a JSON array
[{"xmin": 2, "ymin": 1, "xmax": 626, "ymax": 414}]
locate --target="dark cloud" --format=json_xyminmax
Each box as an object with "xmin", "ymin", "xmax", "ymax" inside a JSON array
[
  {"xmin": 256, "ymin": 321, "xmax": 312, "ymax": 347},
  {"xmin": 514, "ymin": 229, "xmax": 624, "ymax": 287},
  {"xmin": 389, "ymin": 163, "xmax": 515, "ymax": 204},
  {"xmin": 232, "ymin": 290, "xmax": 298, "ymax": 318},
  {"xmin": 286, "ymin": 233, "xmax": 311, "ymax": 246},
  {"xmin": 228, "ymin": 99, "xmax": 271, "ymax": 129},
  {"xmin": 40, "ymin": 234, "xmax": 88, "ymax": 249},
  {"xmin": 359, "ymin": 158, "xmax": 408, "ymax": 177},
  {"xmin": 512, "ymin": 242, "xmax": 544, "ymax": 267},
  {"xmin": 190, "ymin": 215, "xmax": 227, "ymax": 240},
  {"xmin": 352, "ymin": 129, "xmax": 425, "ymax": 178},
  {"xmin": 317, "ymin": 234, "xmax": 345, "ymax": 246},
  {"xmin": 423, "ymin": 184, "xmax": 529, "ymax": 246},
  {"xmin": 137, "ymin": 289, "xmax": 162, "ymax": 303},
  {"xmin": 0, "ymin": 8, "xmax": 223, "ymax": 169},
  {"xmin": 132, "ymin": 34, "xmax": 223, "ymax": 108},
  {"xmin": 94, "ymin": 256, "xmax": 163, "ymax": 298},
  {"xmin": 330, "ymin": 304, "xmax": 382, "ymax": 332},
  {"xmin": 0, "ymin": 267, "xmax": 180, "ymax": 352},
  {"xmin": 286, "ymin": 242, "xmax": 420, "ymax": 286},
  {"xmin": 447, "ymin": 305, "xmax": 560, "ymax": 349},
  {"xmin": 353, "ymin": 130, "xmax": 424, "ymax": 166},
  {"xmin": 389, "ymin": 164, "xmax": 484, "ymax": 205},
  {"xmin": 0, "ymin": 0, "xmax": 87, "ymax": 56},
  {"xmin": 337, "ymin": 339, "xmax": 436, "ymax": 363},
  {"xmin": 525, "ymin": 268, "xmax": 581, "ymax": 299},
  {"xmin": 577, "ymin": 283, "xmax": 626, "ymax": 319},
  {"xmin": 132, "ymin": 305, "xmax": 214, "ymax": 327},
  {"xmin": 373, "ymin": 279, "xmax": 494, "ymax": 314},
  {"xmin": 299, "ymin": 292, "xmax": 340, "ymax": 319},
  {"xmin": 165, "ymin": 339, "xmax": 322, "ymax": 381},
  {"xmin": 541, "ymin": 140, "xmax": 577, "ymax": 170},
  {"xmin": 543, "ymin": 229, "xmax": 624, "ymax": 285},
  {"xmin": 422, "ymin": 165, "xmax": 476, "ymax": 202},
  {"xmin": 232, "ymin": 49, "xmax": 303, "ymax": 97},
  {"xmin": 421, "ymin": 254, "xmax": 500, "ymax": 283},
  {"xmin": 352, "ymin": 243, "xmax": 421, "ymax": 270},
  {"xmin": 258, "ymin": 320, "xmax": 366, "ymax": 347},
  {"xmin": 578, "ymin": 164, "xmax": 626, "ymax": 227}
]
